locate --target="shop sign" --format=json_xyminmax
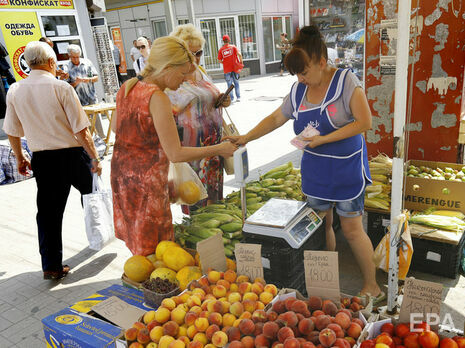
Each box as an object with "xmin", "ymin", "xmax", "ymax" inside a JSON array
[
  {"xmin": 0, "ymin": 0, "xmax": 73, "ymax": 9},
  {"xmin": 111, "ymin": 27, "xmax": 127, "ymax": 74},
  {"xmin": 0, "ymin": 11, "xmax": 42, "ymax": 81}
]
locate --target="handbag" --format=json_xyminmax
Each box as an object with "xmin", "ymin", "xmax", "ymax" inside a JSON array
[
  {"xmin": 233, "ymin": 48, "xmax": 244, "ymax": 74},
  {"xmin": 83, "ymin": 174, "xmax": 115, "ymax": 251},
  {"xmin": 222, "ymin": 108, "xmax": 239, "ymax": 175}
]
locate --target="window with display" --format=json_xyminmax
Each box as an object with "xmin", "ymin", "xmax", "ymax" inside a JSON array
[
  {"xmin": 262, "ymin": 15, "xmax": 292, "ymax": 63},
  {"xmin": 238, "ymin": 15, "xmax": 257, "ymax": 60},
  {"xmin": 309, "ymin": 0, "xmax": 365, "ymax": 82}
]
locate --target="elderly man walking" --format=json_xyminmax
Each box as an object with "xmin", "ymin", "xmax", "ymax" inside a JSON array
[{"xmin": 2, "ymin": 41, "xmax": 102, "ymax": 280}]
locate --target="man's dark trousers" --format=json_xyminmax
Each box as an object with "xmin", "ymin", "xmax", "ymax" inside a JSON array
[{"xmin": 31, "ymin": 147, "xmax": 93, "ymax": 272}]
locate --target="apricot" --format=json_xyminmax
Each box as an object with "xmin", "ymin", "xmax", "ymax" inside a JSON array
[
  {"xmin": 164, "ymin": 321, "xmax": 180, "ymax": 336},
  {"xmin": 239, "ymin": 318, "xmax": 255, "ymax": 335},
  {"xmin": 208, "ymin": 270, "xmax": 221, "ymax": 284},
  {"xmin": 185, "ymin": 312, "xmax": 199, "ymax": 326},
  {"xmin": 125, "ymin": 327, "xmax": 138, "ymax": 341},
  {"xmin": 256, "ymin": 301, "xmax": 265, "ymax": 310},
  {"xmin": 178, "ymin": 336, "xmax": 190, "ymax": 346},
  {"xmin": 278, "ymin": 327, "xmax": 295, "ymax": 343},
  {"xmin": 129, "ymin": 343, "xmax": 144, "ymax": 348},
  {"xmin": 150, "ymin": 326, "xmax": 164, "ymax": 343},
  {"xmin": 243, "ymin": 292, "xmax": 259, "ymax": 302},
  {"xmin": 251, "ymin": 282, "xmax": 265, "ymax": 295},
  {"xmin": 241, "ymin": 336, "xmax": 255, "ymax": 348},
  {"xmin": 155, "ymin": 308, "xmax": 171, "ymax": 324},
  {"xmin": 238, "ymin": 282, "xmax": 252, "ymax": 295},
  {"xmin": 264, "ymin": 284, "xmax": 278, "ymax": 296},
  {"xmin": 228, "ymin": 292, "xmax": 242, "ymax": 303},
  {"xmin": 193, "ymin": 333, "xmax": 208, "ymax": 345},
  {"xmin": 195, "ymin": 317, "xmax": 209, "ymax": 332},
  {"xmin": 334, "ymin": 312, "xmax": 351, "ymax": 330},
  {"xmin": 147, "ymin": 343, "xmax": 158, "ymax": 348},
  {"xmin": 178, "ymin": 326, "xmax": 188, "ymax": 338},
  {"xmin": 207, "ymin": 300, "xmax": 224, "ymax": 314},
  {"xmin": 223, "ymin": 313, "xmax": 237, "ymax": 327},
  {"xmin": 346, "ymin": 323, "xmax": 362, "ymax": 339},
  {"xmin": 227, "ymin": 326, "xmax": 241, "ymax": 342},
  {"xmin": 160, "ymin": 336, "xmax": 176, "ymax": 348},
  {"xmin": 208, "ymin": 312, "xmax": 223, "ymax": 326},
  {"xmin": 263, "ymin": 321, "xmax": 280, "ymax": 340},
  {"xmin": 259, "ymin": 291, "xmax": 274, "ymax": 305},
  {"xmin": 315, "ymin": 315, "xmax": 332, "ymax": 331},
  {"xmin": 187, "ymin": 325, "xmax": 198, "ymax": 339},
  {"xmin": 236, "ymin": 275, "xmax": 250, "ymax": 283},
  {"xmin": 206, "ymin": 324, "xmax": 220, "ymax": 340},
  {"xmin": 298, "ymin": 318, "xmax": 315, "ymax": 335},
  {"xmin": 171, "ymin": 307, "xmax": 187, "ymax": 325},
  {"xmin": 252, "ymin": 309, "xmax": 267, "ymax": 323},
  {"xmin": 239, "ymin": 311, "xmax": 252, "ymax": 320},
  {"xmin": 243, "ymin": 299, "xmax": 257, "ymax": 313},
  {"xmin": 213, "ymin": 285, "xmax": 227, "ymax": 298},
  {"xmin": 187, "ymin": 296, "xmax": 202, "ymax": 308},
  {"xmin": 224, "ymin": 270, "xmax": 237, "ymax": 283},
  {"xmin": 322, "ymin": 300, "xmax": 338, "ymax": 317},
  {"xmin": 308, "ymin": 296, "xmax": 323, "ymax": 311},
  {"xmin": 212, "ymin": 331, "xmax": 228, "ymax": 347},
  {"xmin": 255, "ymin": 334, "xmax": 270, "ymax": 348},
  {"xmin": 319, "ymin": 328, "xmax": 337, "ymax": 348},
  {"xmin": 169, "ymin": 340, "xmax": 186, "ymax": 348}
]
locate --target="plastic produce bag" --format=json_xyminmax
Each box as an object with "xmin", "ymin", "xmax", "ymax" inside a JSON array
[
  {"xmin": 168, "ymin": 162, "xmax": 208, "ymax": 205},
  {"xmin": 373, "ymin": 212, "xmax": 413, "ymax": 280},
  {"xmin": 83, "ymin": 174, "xmax": 115, "ymax": 250}
]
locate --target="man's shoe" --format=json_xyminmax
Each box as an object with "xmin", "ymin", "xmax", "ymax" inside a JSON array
[
  {"xmin": 236, "ymin": 98, "xmax": 241, "ymax": 102},
  {"xmin": 43, "ymin": 265, "xmax": 70, "ymax": 280}
]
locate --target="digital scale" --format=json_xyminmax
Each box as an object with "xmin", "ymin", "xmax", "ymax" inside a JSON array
[
  {"xmin": 243, "ymin": 198, "xmax": 323, "ymax": 249},
  {"xmin": 232, "ymin": 147, "xmax": 322, "ymax": 248}
]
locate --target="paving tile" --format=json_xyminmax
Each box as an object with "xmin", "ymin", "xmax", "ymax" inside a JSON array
[
  {"xmin": 0, "ymin": 317, "xmax": 13, "ymax": 331},
  {"xmin": 1, "ymin": 308, "xmax": 29, "ymax": 324},
  {"xmin": 0, "ymin": 302, "xmax": 13, "ymax": 313},
  {"xmin": 1, "ymin": 317, "xmax": 41, "ymax": 342},
  {"xmin": 0, "ymin": 335, "xmax": 14, "ymax": 347}
]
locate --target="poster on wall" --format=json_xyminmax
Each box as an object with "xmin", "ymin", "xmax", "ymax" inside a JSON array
[
  {"xmin": 111, "ymin": 27, "xmax": 127, "ymax": 74},
  {"xmin": 0, "ymin": 0, "xmax": 73, "ymax": 9},
  {"xmin": 0, "ymin": 12, "xmax": 42, "ymax": 81}
]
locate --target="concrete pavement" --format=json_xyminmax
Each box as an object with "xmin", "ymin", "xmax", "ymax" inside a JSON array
[{"xmin": 0, "ymin": 72, "xmax": 464, "ymax": 347}]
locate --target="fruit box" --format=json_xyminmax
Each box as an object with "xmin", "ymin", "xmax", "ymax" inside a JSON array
[
  {"xmin": 404, "ymin": 160, "xmax": 465, "ymax": 214},
  {"xmin": 42, "ymin": 284, "xmax": 152, "ymax": 348}
]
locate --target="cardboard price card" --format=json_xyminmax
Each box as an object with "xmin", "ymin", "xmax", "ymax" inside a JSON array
[
  {"xmin": 234, "ymin": 243, "xmax": 264, "ymax": 281},
  {"xmin": 92, "ymin": 296, "xmax": 146, "ymax": 330},
  {"xmin": 197, "ymin": 233, "xmax": 227, "ymax": 273},
  {"xmin": 304, "ymin": 251, "xmax": 340, "ymax": 302},
  {"xmin": 399, "ymin": 278, "xmax": 442, "ymax": 326}
]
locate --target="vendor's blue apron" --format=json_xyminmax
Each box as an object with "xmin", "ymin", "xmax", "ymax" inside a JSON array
[{"xmin": 290, "ymin": 68, "xmax": 371, "ymax": 201}]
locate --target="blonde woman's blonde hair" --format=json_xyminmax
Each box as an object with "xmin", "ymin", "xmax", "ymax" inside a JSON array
[
  {"xmin": 170, "ymin": 23, "xmax": 205, "ymax": 49},
  {"xmin": 125, "ymin": 36, "xmax": 194, "ymax": 96}
]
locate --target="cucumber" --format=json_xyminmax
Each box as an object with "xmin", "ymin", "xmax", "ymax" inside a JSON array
[{"xmin": 220, "ymin": 222, "xmax": 243, "ymax": 233}]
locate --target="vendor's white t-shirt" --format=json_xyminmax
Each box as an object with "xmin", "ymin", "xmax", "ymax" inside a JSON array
[
  {"xmin": 281, "ymin": 70, "xmax": 362, "ymax": 128},
  {"xmin": 130, "ymin": 46, "xmax": 141, "ymax": 62}
]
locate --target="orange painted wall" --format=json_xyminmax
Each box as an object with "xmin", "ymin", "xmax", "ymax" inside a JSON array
[{"xmin": 364, "ymin": 0, "xmax": 465, "ymax": 163}]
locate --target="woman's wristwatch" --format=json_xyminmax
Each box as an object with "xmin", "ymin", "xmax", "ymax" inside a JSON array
[{"xmin": 91, "ymin": 158, "xmax": 100, "ymax": 163}]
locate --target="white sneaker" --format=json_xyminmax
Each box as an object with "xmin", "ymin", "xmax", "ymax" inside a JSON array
[{"xmin": 236, "ymin": 98, "xmax": 241, "ymax": 102}]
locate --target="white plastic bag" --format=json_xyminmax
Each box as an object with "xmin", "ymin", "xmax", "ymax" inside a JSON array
[
  {"xmin": 168, "ymin": 162, "xmax": 208, "ymax": 205},
  {"xmin": 83, "ymin": 174, "xmax": 115, "ymax": 250}
]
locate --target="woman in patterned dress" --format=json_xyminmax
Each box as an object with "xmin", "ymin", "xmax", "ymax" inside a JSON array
[
  {"xmin": 111, "ymin": 36, "xmax": 237, "ymax": 256},
  {"xmin": 168, "ymin": 24, "xmax": 231, "ymax": 214}
]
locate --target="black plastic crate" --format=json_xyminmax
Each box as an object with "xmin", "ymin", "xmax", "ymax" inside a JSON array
[
  {"xmin": 366, "ymin": 210, "xmax": 390, "ymax": 248},
  {"xmin": 410, "ymin": 232, "xmax": 465, "ymax": 279},
  {"xmin": 243, "ymin": 219, "xmax": 325, "ymax": 281},
  {"xmin": 265, "ymin": 264, "xmax": 307, "ymax": 296}
]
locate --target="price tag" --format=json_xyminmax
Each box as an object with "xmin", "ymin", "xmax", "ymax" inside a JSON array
[
  {"xmin": 399, "ymin": 278, "xmax": 442, "ymax": 327},
  {"xmin": 235, "ymin": 243, "xmax": 264, "ymax": 281},
  {"xmin": 304, "ymin": 251, "xmax": 340, "ymax": 302},
  {"xmin": 92, "ymin": 296, "xmax": 146, "ymax": 330},
  {"xmin": 197, "ymin": 233, "xmax": 227, "ymax": 273}
]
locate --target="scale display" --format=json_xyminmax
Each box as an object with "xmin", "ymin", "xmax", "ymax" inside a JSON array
[{"xmin": 243, "ymin": 198, "xmax": 323, "ymax": 248}]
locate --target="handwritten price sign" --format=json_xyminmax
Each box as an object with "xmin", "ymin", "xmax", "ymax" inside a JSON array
[
  {"xmin": 235, "ymin": 243, "xmax": 264, "ymax": 281},
  {"xmin": 304, "ymin": 250, "xmax": 340, "ymax": 302},
  {"xmin": 399, "ymin": 278, "xmax": 442, "ymax": 326}
]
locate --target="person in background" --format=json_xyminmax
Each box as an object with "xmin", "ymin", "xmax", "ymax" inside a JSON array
[
  {"xmin": 2, "ymin": 41, "xmax": 102, "ymax": 280},
  {"xmin": 218, "ymin": 35, "xmax": 242, "ymax": 102},
  {"xmin": 111, "ymin": 41, "xmax": 123, "ymax": 85},
  {"xmin": 169, "ymin": 24, "xmax": 231, "ymax": 214},
  {"xmin": 326, "ymin": 42, "xmax": 340, "ymax": 66},
  {"xmin": 111, "ymin": 36, "xmax": 237, "ymax": 256},
  {"xmin": 39, "ymin": 37, "xmax": 53, "ymax": 48},
  {"xmin": 278, "ymin": 33, "xmax": 290, "ymax": 76},
  {"xmin": 130, "ymin": 39, "xmax": 141, "ymax": 63},
  {"xmin": 133, "ymin": 37, "xmax": 150, "ymax": 75},
  {"xmin": 224, "ymin": 25, "xmax": 384, "ymax": 303},
  {"xmin": 65, "ymin": 44, "xmax": 105, "ymax": 138}
]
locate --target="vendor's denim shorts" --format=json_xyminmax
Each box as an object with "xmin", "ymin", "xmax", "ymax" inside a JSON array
[{"xmin": 306, "ymin": 194, "xmax": 365, "ymax": 218}]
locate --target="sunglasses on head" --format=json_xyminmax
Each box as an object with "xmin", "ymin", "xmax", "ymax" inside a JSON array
[
  {"xmin": 137, "ymin": 45, "xmax": 146, "ymax": 50},
  {"xmin": 192, "ymin": 49, "xmax": 203, "ymax": 57}
]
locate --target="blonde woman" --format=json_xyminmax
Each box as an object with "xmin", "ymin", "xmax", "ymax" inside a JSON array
[
  {"xmin": 133, "ymin": 36, "xmax": 150, "ymax": 74},
  {"xmin": 111, "ymin": 36, "xmax": 237, "ymax": 256},
  {"xmin": 168, "ymin": 24, "xmax": 230, "ymax": 214}
]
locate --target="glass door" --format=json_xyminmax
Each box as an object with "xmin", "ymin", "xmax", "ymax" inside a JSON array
[
  {"xmin": 152, "ymin": 20, "xmax": 167, "ymax": 40},
  {"xmin": 219, "ymin": 17, "xmax": 236, "ymax": 46},
  {"xmin": 200, "ymin": 19, "xmax": 220, "ymax": 70}
]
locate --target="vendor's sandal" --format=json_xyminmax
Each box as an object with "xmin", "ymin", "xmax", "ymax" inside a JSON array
[{"xmin": 43, "ymin": 265, "xmax": 70, "ymax": 280}]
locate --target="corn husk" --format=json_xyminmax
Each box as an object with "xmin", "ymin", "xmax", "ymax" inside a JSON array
[
  {"xmin": 409, "ymin": 214, "xmax": 465, "ymax": 233},
  {"xmin": 365, "ymin": 154, "xmax": 392, "ymax": 211}
]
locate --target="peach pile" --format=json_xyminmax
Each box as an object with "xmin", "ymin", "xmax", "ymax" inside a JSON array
[
  {"xmin": 125, "ymin": 272, "xmax": 368, "ymax": 348},
  {"xmin": 360, "ymin": 322, "xmax": 465, "ymax": 348}
]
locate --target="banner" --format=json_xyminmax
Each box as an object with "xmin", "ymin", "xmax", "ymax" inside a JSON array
[
  {"xmin": 0, "ymin": 11, "xmax": 42, "ymax": 80},
  {"xmin": 110, "ymin": 27, "xmax": 127, "ymax": 74},
  {"xmin": 0, "ymin": 0, "xmax": 73, "ymax": 9}
]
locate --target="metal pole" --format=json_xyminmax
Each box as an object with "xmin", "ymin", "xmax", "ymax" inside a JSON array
[
  {"xmin": 241, "ymin": 186, "xmax": 247, "ymax": 224},
  {"xmin": 388, "ymin": 0, "xmax": 412, "ymax": 313}
]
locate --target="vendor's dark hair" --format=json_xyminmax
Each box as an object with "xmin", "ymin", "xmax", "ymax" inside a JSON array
[{"xmin": 285, "ymin": 25, "xmax": 328, "ymax": 75}]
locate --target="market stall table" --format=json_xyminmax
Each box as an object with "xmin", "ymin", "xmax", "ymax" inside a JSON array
[{"xmin": 82, "ymin": 102, "xmax": 116, "ymax": 155}]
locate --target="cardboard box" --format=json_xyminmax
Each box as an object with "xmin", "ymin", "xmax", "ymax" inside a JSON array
[
  {"xmin": 404, "ymin": 160, "xmax": 465, "ymax": 214},
  {"xmin": 42, "ymin": 284, "xmax": 152, "ymax": 348}
]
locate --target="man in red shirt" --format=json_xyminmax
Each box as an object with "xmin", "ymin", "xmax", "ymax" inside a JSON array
[{"xmin": 218, "ymin": 35, "xmax": 243, "ymax": 102}]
